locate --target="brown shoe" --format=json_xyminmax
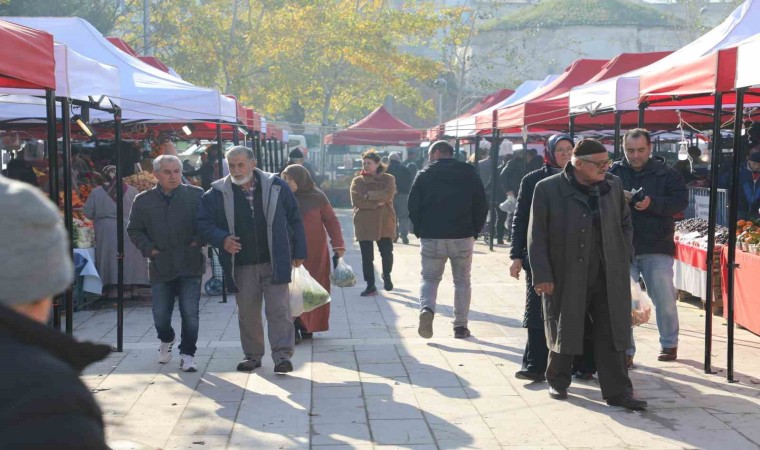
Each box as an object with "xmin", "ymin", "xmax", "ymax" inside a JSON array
[
  {"xmin": 626, "ymin": 355, "xmax": 634, "ymax": 369},
  {"xmin": 658, "ymin": 347, "xmax": 678, "ymax": 361}
]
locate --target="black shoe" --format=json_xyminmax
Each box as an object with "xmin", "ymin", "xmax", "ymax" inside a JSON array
[
  {"xmin": 658, "ymin": 347, "xmax": 678, "ymax": 361},
  {"xmin": 548, "ymin": 386, "xmax": 568, "ymax": 400},
  {"xmin": 360, "ymin": 285, "xmax": 377, "ymax": 297},
  {"xmin": 237, "ymin": 359, "xmax": 262, "ymax": 372},
  {"xmin": 515, "ymin": 370, "xmax": 546, "ymax": 382},
  {"xmin": 574, "ymin": 372, "xmax": 595, "ymax": 381},
  {"xmin": 454, "ymin": 326, "xmax": 471, "ymax": 339},
  {"xmin": 301, "ymin": 332, "xmax": 313, "ymax": 340},
  {"xmin": 274, "ymin": 359, "xmax": 294, "ymax": 374},
  {"xmin": 497, "ymin": 239, "xmax": 505, "ymax": 245},
  {"xmin": 382, "ymin": 274, "xmax": 393, "ymax": 291},
  {"xmin": 607, "ymin": 393, "xmax": 647, "ymax": 410},
  {"xmin": 401, "ymin": 235, "xmax": 409, "ymax": 244}
]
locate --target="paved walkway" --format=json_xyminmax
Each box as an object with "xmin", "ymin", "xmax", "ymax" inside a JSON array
[{"xmin": 74, "ymin": 210, "xmax": 760, "ymax": 449}]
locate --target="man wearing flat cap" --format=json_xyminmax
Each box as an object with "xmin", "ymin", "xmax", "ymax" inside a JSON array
[
  {"xmin": 0, "ymin": 176, "xmax": 111, "ymax": 449},
  {"xmin": 528, "ymin": 139, "xmax": 646, "ymax": 410}
]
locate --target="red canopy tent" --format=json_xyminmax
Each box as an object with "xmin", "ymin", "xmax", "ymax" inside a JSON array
[
  {"xmin": 0, "ymin": 19, "xmax": 55, "ymax": 89},
  {"xmin": 461, "ymin": 89, "xmax": 515, "ymax": 117},
  {"xmin": 106, "ymin": 37, "xmax": 171, "ymax": 73},
  {"xmin": 324, "ymin": 106, "xmax": 422, "ymax": 145}
]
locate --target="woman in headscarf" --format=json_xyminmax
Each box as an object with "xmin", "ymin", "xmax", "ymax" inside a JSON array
[
  {"xmin": 84, "ymin": 166, "xmax": 149, "ymax": 299},
  {"xmin": 282, "ymin": 164, "xmax": 345, "ymax": 336}
]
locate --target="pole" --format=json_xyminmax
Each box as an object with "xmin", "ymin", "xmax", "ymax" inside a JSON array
[
  {"xmin": 143, "ymin": 0, "xmax": 151, "ymax": 55},
  {"xmin": 273, "ymin": 139, "xmax": 281, "ymax": 172},
  {"xmin": 455, "ymin": 138, "xmax": 461, "ymax": 160},
  {"xmin": 254, "ymin": 131, "xmax": 262, "ymax": 163},
  {"xmin": 438, "ymin": 92, "xmax": 443, "ymax": 126},
  {"xmin": 726, "ymin": 89, "xmax": 745, "ymax": 383},
  {"xmin": 703, "ymin": 93, "xmax": 722, "ymax": 374},
  {"xmin": 638, "ymin": 103, "xmax": 646, "ymax": 128},
  {"xmin": 115, "ymin": 108, "xmax": 125, "ymax": 352},
  {"xmin": 45, "ymin": 89, "xmax": 62, "ymax": 330},
  {"xmin": 232, "ymin": 127, "xmax": 240, "ymax": 146},
  {"xmin": 613, "ymin": 111, "xmax": 622, "ymax": 159},
  {"xmin": 61, "ymin": 99, "xmax": 75, "ymax": 335},
  {"xmin": 319, "ymin": 124, "xmax": 327, "ymax": 180},
  {"xmin": 489, "ymin": 131, "xmax": 500, "ymax": 252},
  {"xmin": 569, "ymin": 115, "xmax": 575, "ymax": 141}
]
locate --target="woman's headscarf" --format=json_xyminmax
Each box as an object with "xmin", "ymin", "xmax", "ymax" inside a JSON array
[
  {"xmin": 282, "ymin": 164, "xmax": 329, "ymax": 213},
  {"xmin": 101, "ymin": 165, "xmax": 126, "ymax": 203},
  {"xmin": 544, "ymin": 133, "xmax": 574, "ymax": 168}
]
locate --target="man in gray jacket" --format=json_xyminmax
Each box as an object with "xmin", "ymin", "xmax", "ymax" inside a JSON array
[{"xmin": 127, "ymin": 155, "xmax": 205, "ymax": 373}]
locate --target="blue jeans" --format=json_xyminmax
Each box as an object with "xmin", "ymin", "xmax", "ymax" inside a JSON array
[
  {"xmin": 152, "ymin": 276, "xmax": 201, "ymax": 356},
  {"xmin": 628, "ymin": 254, "xmax": 679, "ymax": 356},
  {"xmin": 419, "ymin": 238, "xmax": 474, "ymax": 328}
]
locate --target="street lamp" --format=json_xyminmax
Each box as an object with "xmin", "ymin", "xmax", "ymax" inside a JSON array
[{"xmin": 433, "ymin": 77, "xmax": 448, "ymax": 125}]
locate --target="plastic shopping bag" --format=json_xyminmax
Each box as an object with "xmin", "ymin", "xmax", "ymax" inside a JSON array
[
  {"xmin": 330, "ymin": 257, "xmax": 357, "ymax": 288},
  {"xmin": 630, "ymin": 277, "xmax": 653, "ymax": 327},
  {"xmin": 291, "ymin": 266, "xmax": 331, "ymax": 313},
  {"xmin": 499, "ymin": 194, "xmax": 517, "ymax": 213}
]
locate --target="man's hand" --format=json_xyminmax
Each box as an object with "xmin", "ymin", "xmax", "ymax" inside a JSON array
[
  {"xmin": 293, "ymin": 259, "xmax": 304, "ymax": 267},
  {"xmin": 634, "ymin": 196, "xmax": 652, "ymax": 211},
  {"xmin": 334, "ymin": 249, "xmax": 345, "ymax": 258},
  {"xmin": 534, "ymin": 282, "xmax": 554, "ymax": 296},
  {"xmin": 506, "ymin": 191, "xmax": 515, "ymax": 197},
  {"xmin": 150, "ymin": 249, "xmax": 160, "ymax": 257},
  {"xmin": 623, "ymin": 190, "xmax": 633, "ymax": 202},
  {"xmin": 509, "ymin": 259, "xmax": 523, "ymax": 279},
  {"xmin": 223, "ymin": 235, "xmax": 242, "ymax": 254}
]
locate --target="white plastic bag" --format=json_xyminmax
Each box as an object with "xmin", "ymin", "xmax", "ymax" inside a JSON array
[
  {"xmin": 499, "ymin": 194, "xmax": 517, "ymax": 213},
  {"xmin": 630, "ymin": 277, "xmax": 653, "ymax": 327},
  {"xmin": 290, "ymin": 266, "xmax": 331, "ymax": 314},
  {"xmin": 330, "ymin": 257, "xmax": 357, "ymax": 288}
]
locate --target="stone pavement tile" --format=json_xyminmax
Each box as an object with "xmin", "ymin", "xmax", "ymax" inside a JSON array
[
  {"xmin": 408, "ymin": 370, "xmax": 462, "ymax": 388},
  {"xmin": 484, "ymin": 411, "xmax": 561, "ymax": 447},
  {"xmin": 171, "ymin": 416, "xmax": 236, "ymax": 435},
  {"xmin": 107, "ymin": 424, "xmax": 173, "ymax": 449},
  {"xmin": 714, "ymin": 413, "xmax": 760, "ymax": 444},
  {"xmin": 362, "ymin": 377, "xmax": 413, "ymax": 396},
  {"xmin": 463, "ymin": 381, "xmax": 520, "ymax": 398},
  {"xmin": 437, "ymin": 437, "xmax": 502, "ymax": 449},
  {"xmin": 642, "ymin": 407, "xmax": 732, "ymax": 431},
  {"xmin": 313, "ymin": 385, "xmax": 363, "ymax": 399},
  {"xmin": 672, "ymin": 428, "xmax": 759, "ymax": 450},
  {"xmin": 181, "ymin": 399, "xmax": 240, "ymax": 420},
  {"xmin": 365, "ymin": 396, "xmax": 424, "ymax": 420},
  {"xmin": 313, "ymin": 351, "xmax": 357, "ymax": 364},
  {"xmin": 311, "ymin": 422, "xmax": 372, "ymax": 446},
  {"xmin": 311, "ymin": 445, "xmax": 373, "ymax": 450},
  {"xmin": 369, "ymin": 419, "xmax": 435, "ymax": 445},
  {"xmin": 356, "ymin": 349, "xmax": 402, "ymax": 364},
  {"xmin": 374, "ymin": 446, "xmax": 437, "ymax": 450},
  {"xmin": 359, "ymin": 363, "xmax": 408, "ymax": 378},
  {"xmin": 162, "ymin": 434, "xmax": 231, "ymax": 450},
  {"xmin": 429, "ymin": 419, "xmax": 495, "ymax": 441},
  {"xmin": 227, "ymin": 425, "xmax": 309, "ymax": 449}
]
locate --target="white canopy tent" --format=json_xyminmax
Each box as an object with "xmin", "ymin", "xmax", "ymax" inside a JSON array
[
  {"xmin": 568, "ymin": 0, "xmax": 760, "ymax": 115},
  {"xmin": 735, "ymin": 34, "xmax": 760, "ymax": 89},
  {"xmin": 0, "ymin": 42, "xmax": 119, "ymax": 120},
  {"xmin": 444, "ymin": 76, "xmax": 559, "ymax": 138},
  {"xmin": 5, "ymin": 17, "xmax": 238, "ymax": 124}
]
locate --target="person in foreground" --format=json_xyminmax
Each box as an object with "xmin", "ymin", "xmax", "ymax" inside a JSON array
[
  {"xmin": 198, "ymin": 146, "xmax": 307, "ymax": 373},
  {"xmin": 408, "ymin": 140, "xmax": 488, "ymax": 339},
  {"xmin": 0, "ymin": 176, "xmax": 112, "ymax": 449},
  {"xmin": 528, "ymin": 139, "xmax": 647, "ymax": 410}
]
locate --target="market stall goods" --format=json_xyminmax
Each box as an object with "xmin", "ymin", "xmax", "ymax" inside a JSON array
[{"xmin": 124, "ymin": 171, "xmax": 157, "ymax": 192}]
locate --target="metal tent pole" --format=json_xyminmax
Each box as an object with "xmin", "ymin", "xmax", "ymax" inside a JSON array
[
  {"xmin": 725, "ymin": 89, "xmax": 746, "ymax": 383},
  {"xmin": 45, "ymin": 89, "xmax": 62, "ymax": 330},
  {"xmin": 232, "ymin": 126, "xmax": 240, "ymax": 146},
  {"xmin": 638, "ymin": 103, "xmax": 646, "ymax": 128},
  {"xmin": 703, "ymin": 93, "xmax": 723, "ymax": 374},
  {"xmin": 569, "ymin": 115, "xmax": 575, "ymax": 141},
  {"xmin": 115, "ymin": 109, "xmax": 125, "ymax": 352},
  {"xmin": 613, "ymin": 111, "xmax": 622, "ymax": 159},
  {"xmin": 61, "ymin": 98, "xmax": 75, "ymax": 335},
  {"xmin": 489, "ymin": 131, "xmax": 500, "ymax": 252}
]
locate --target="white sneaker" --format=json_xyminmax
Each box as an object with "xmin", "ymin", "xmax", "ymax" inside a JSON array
[
  {"xmin": 158, "ymin": 340, "xmax": 174, "ymax": 364},
  {"xmin": 180, "ymin": 354, "xmax": 197, "ymax": 372}
]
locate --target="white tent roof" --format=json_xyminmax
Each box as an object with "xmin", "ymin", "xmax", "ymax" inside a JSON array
[
  {"xmin": 569, "ymin": 0, "xmax": 760, "ymax": 115},
  {"xmin": 444, "ymin": 76, "xmax": 558, "ymax": 137},
  {"xmin": 4, "ymin": 17, "xmax": 238, "ymax": 124},
  {"xmin": 0, "ymin": 42, "xmax": 120, "ymax": 120},
  {"xmin": 736, "ymin": 34, "xmax": 760, "ymax": 88}
]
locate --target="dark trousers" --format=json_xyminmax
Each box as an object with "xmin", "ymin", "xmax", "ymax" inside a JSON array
[
  {"xmin": 495, "ymin": 209, "xmax": 508, "ymax": 241},
  {"xmin": 522, "ymin": 327, "xmax": 548, "ymax": 374},
  {"xmin": 359, "ymin": 238, "xmax": 393, "ymax": 287},
  {"xmin": 545, "ymin": 278, "xmax": 632, "ymax": 399},
  {"xmin": 573, "ymin": 316, "xmax": 597, "ymax": 375}
]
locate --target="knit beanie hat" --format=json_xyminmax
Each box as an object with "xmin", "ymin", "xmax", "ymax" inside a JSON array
[
  {"xmin": 0, "ymin": 177, "xmax": 73, "ymax": 306},
  {"xmin": 573, "ymin": 138, "xmax": 607, "ymax": 156},
  {"xmin": 289, "ymin": 148, "xmax": 304, "ymax": 159}
]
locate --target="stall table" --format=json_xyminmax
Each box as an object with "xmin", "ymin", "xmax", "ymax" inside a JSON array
[
  {"xmin": 674, "ymin": 240, "xmax": 721, "ymax": 301},
  {"xmin": 721, "ymin": 247, "xmax": 760, "ymax": 336}
]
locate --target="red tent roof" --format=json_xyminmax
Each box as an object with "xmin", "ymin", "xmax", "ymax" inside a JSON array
[
  {"xmin": 138, "ymin": 56, "xmax": 170, "ymax": 73},
  {"xmin": 461, "ymin": 89, "xmax": 515, "ymax": 117},
  {"xmin": 0, "ymin": 19, "xmax": 55, "ymax": 89},
  {"xmin": 324, "ymin": 106, "xmax": 422, "ymax": 145},
  {"xmin": 106, "ymin": 37, "xmax": 138, "ymax": 56},
  {"xmin": 585, "ymin": 51, "xmax": 672, "ymax": 85}
]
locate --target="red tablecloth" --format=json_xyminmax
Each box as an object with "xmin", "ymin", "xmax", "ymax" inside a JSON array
[
  {"xmin": 675, "ymin": 241, "xmax": 708, "ymax": 270},
  {"xmin": 721, "ymin": 247, "xmax": 760, "ymax": 336}
]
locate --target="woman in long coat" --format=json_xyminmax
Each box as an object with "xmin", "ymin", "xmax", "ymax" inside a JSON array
[
  {"xmin": 350, "ymin": 150, "xmax": 396, "ymax": 296},
  {"xmin": 282, "ymin": 165, "xmax": 345, "ymax": 334},
  {"xmin": 84, "ymin": 166, "xmax": 149, "ymax": 299}
]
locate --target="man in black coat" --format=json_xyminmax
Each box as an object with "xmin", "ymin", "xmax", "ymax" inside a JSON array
[
  {"xmin": 409, "ymin": 140, "xmax": 488, "ymax": 340},
  {"xmin": 610, "ymin": 128, "xmax": 688, "ymax": 367},
  {"xmin": 0, "ymin": 177, "xmax": 112, "ymax": 450},
  {"xmin": 386, "ymin": 152, "xmax": 414, "ymax": 243}
]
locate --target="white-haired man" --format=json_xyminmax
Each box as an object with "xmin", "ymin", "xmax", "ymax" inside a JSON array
[{"xmin": 127, "ymin": 155, "xmax": 206, "ymax": 372}]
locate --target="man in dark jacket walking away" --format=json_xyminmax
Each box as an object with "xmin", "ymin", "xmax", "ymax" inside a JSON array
[
  {"xmin": 386, "ymin": 152, "xmax": 414, "ymax": 244},
  {"xmin": 529, "ymin": 139, "xmax": 646, "ymax": 410},
  {"xmin": 409, "ymin": 140, "xmax": 488, "ymax": 339},
  {"xmin": 128, "ymin": 155, "xmax": 206, "ymax": 373},
  {"xmin": 197, "ymin": 146, "xmax": 307, "ymax": 374},
  {"xmin": 0, "ymin": 177, "xmax": 111, "ymax": 450},
  {"xmin": 500, "ymin": 148, "xmax": 543, "ymax": 198},
  {"xmin": 610, "ymin": 128, "xmax": 688, "ymax": 367}
]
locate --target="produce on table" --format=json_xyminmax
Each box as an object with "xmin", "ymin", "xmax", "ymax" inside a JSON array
[
  {"xmin": 124, "ymin": 171, "xmax": 157, "ymax": 192},
  {"xmin": 674, "ymin": 218, "xmax": 728, "ymax": 247},
  {"xmin": 73, "ymin": 217, "xmax": 94, "ymax": 248}
]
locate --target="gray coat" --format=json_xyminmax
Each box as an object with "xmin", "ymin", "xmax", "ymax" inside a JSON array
[
  {"xmin": 127, "ymin": 184, "xmax": 205, "ymax": 282},
  {"xmin": 528, "ymin": 170, "xmax": 634, "ymax": 355}
]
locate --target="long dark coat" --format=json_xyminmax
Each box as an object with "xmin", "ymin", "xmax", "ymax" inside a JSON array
[{"xmin": 528, "ymin": 170, "xmax": 634, "ymax": 355}]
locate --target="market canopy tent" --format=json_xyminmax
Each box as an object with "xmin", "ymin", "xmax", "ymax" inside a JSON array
[
  {"xmin": 5, "ymin": 17, "xmax": 237, "ymax": 124},
  {"xmin": 473, "ymin": 76, "xmax": 558, "ymax": 133},
  {"xmin": 0, "ymin": 19, "xmax": 55, "ymax": 89},
  {"xmin": 324, "ymin": 106, "xmax": 422, "ymax": 145},
  {"xmin": 569, "ymin": 0, "xmax": 760, "ymax": 116},
  {"xmin": 736, "ymin": 34, "xmax": 760, "ymax": 89},
  {"xmin": 106, "ymin": 37, "xmax": 172, "ymax": 74},
  {"xmin": 442, "ymin": 88, "xmax": 514, "ymax": 138}
]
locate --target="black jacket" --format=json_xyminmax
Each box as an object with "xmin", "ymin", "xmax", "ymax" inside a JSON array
[
  {"xmin": 385, "ymin": 160, "xmax": 413, "ymax": 194},
  {"xmin": 500, "ymin": 155, "xmax": 543, "ymax": 195},
  {"xmin": 510, "ymin": 164, "xmax": 560, "ymax": 261},
  {"xmin": 408, "ymin": 158, "xmax": 488, "ymax": 239},
  {"xmin": 609, "ymin": 156, "xmax": 688, "ymax": 256},
  {"xmin": 0, "ymin": 304, "xmax": 111, "ymax": 450}
]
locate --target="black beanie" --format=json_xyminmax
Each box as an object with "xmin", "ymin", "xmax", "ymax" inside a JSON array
[
  {"xmin": 573, "ymin": 138, "xmax": 607, "ymax": 156},
  {"xmin": 289, "ymin": 148, "xmax": 304, "ymax": 159}
]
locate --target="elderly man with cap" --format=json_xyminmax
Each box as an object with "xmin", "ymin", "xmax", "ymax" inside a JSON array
[
  {"xmin": 0, "ymin": 177, "xmax": 112, "ymax": 449},
  {"xmin": 528, "ymin": 138, "xmax": 646, "ymax": 410},
  {"xmin": 385, "ymin": 152, "xmax": 414, "ymax": 244},
  {"xmin": 282, "ymin": 147, "xmax": 317, "ymax": 183}
]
